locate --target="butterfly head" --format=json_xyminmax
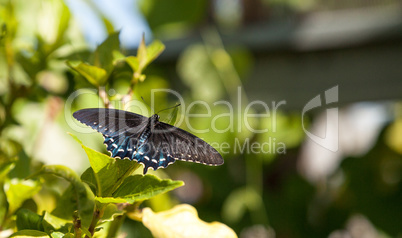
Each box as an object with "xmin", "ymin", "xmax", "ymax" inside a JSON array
[{"xmin": 151, "ymin": 114, "xmax": 160, "ymax": 121}]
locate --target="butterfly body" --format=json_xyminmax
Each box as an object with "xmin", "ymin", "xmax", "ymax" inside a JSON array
[{"xmin": 73, "ymin": 108, "xmax": 223, "ymax": 173}]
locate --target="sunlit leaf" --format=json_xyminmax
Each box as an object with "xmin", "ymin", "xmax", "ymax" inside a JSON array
[
  {"xmin": 127, "ymin": 38, "xmax": 165, "ymax": 75},
  {"xmin": 125, "ymin": 56, "xmax": 140, "ymax": 72},
  {"xmin": 42, "ymin": 212, "xmax": 72, "ymax": 233},
  {"xmin": 67, "ymin": 62, "xmax": 107, "ymax": 86},
  {"xmin": 114, "ymin": 175, "xmax": 183, "ymax": 203},
  {"xmin": 4, "ymin": 179, "xmax": 41, "ymax": 215},
  {"xmin": 10, "ymin": 230, "xmax": 49, "ymax": 237},
  {"xmin": 145, "ymin": 40, "xmax": 165, "ymax": 65},
  {"xmin": 101, "ymin": 17, "xmax": 114, "ymax": 34},
  {"xmin": 137, "ymin": 35, "xmax": 147, "ymax": 70},
  {"xmin": 30, "ymin": 165, "xmax": 94, "ymax": 228},
  {"xmin": 50, "ymin": 232, "xmax": 64, "ymax": 238},
  {"xmin": 94, "ymin": 197, "xmax": 127, "ymax": 204},
  {"xmin": 142, "ymin": 204, "xmax": 237, "ymax": 238},
  {"xmin": 70, "ymin": 133, "xmax": 140, "ymax": 197},
  {"xmin": 96, "ymin": 175, "xmax": 183, "ymax": 204}
]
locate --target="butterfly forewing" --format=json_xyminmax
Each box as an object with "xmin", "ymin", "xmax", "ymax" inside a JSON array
[
  {"xmin": 73, "ymin": 108, "xmax": 148, "ymax": 157},
  {"xmin": 155, "ymin": 122, "xmax": 224, "ymax": 166}
]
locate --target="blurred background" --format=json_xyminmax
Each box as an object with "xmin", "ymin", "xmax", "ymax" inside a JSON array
[{"xmin": 1, "ymin": 0, "xmax": 402, "ymax": 237}]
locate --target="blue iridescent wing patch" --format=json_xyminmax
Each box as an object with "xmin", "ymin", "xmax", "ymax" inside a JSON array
[{"xmin": 73, "ymin": 108, "xmax": 224, "ymax": 174}]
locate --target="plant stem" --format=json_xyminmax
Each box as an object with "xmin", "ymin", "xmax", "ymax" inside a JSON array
[
  {"xmin": 86, "ymin": 205, "xmax": 105, "ymax": 238},
  {"xmin": 73, "ymin": 215, "xmax": 82, "ymax": 238},
  {"xmin": 99, "ymin": 86, "xmax": 111, "ymax": 108}
]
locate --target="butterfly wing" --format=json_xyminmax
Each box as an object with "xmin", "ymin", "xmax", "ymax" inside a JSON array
[
  {"xmin": 149, "ymin": 122, "xmax": 224, "ymax": 167},
  {"xmin": 74, "ymin": 108, "xmax": 224, "ymax": 174},
  {"xmin": 73, "ymin": 108, "xmax": 149, "ymax": 159}
]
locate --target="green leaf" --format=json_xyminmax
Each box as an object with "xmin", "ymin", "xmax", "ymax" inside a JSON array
[
  {"xmin": 50, "ymin": 232, "xmax": 64, "ymax": 238},
  {"xmin": 10, "ymin": 230, "xmax": 49, "ymax": 237},
  {"xmin": 52, "ymin": 2, "xmax": 71, "ymax": 51},
  {"xmin": 4, "ymin": 179, "xmax": 41, "ymax": 215},
  {"xmin": 67, "ymin": 62, "xmax": 107, "ymax": 86},
  {"xmin": 0, "ymin": 186, "xmax": 8, "ymax": 226},
  {"xmin": 99, "ymin": 203, "xmax": 125, "ymax": 224},
  {"xmin": 70, "ymin": 133, "xmax": 140, "ymax": 197},
  {"xmin": 42, "ymin": 212, "xmax": 72, "ymax": 233},
  {"xmin": 80, "ymin": 168, "xmax": 97, "ymax": 195},
  {"xmin": 93, "ymin": 31, "xmax": 120, "ymax": 72},
  {"xmin": 101, "ymin": 17, "xmax": 114, "ymax": 34},
  {"xmin": 9, "ymin": 148, "xmax": 31, "ymax": 179},
  {"xmin": 145, "ymin": 40, "xmax": 165, "ymax": 65},
  {"xmin": 62, "ymin": 234, "xmax": 74, "ymax": 238},
  {"xmin": 30, "ymin": 165, "xmax": 94, "ymax": 228},
  {"xmin": 125, "ymin": 56, "xmax": 140, "ymax": 72},
  {"xmin": 94, "ymin": 197, "xmax": 127, "ymax": 204},
  {"xmin": 16, "ymin": 209, "xmax": 44, "ymax": 231},
  {"xmin": 80, "ymin": 227, "xmax": 92, "ymax": 238},
  {"xmin": 0, "ymin": 161, "xmax": 14, "ymax": 182},
  {"xmin": 126, "ymin": 38, "xmax": 165, "ymax": 75},
  {"xmin": 96, "ymin": 175, "xmax": 184, "ymax": 204},
  {"xmin": 137, "ymin": 35, "xmax": 147, "ymax": 70}
]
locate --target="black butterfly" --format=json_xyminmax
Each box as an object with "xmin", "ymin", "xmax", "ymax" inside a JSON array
[{"xmin": 73, "ymin": 108, "xmax": 224, "ymax": 174}]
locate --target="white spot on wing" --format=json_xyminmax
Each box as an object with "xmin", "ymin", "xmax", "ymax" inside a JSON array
[
  {"xmin": 144, "ymin": 156, "xmax": 149, "ymax": 161},
  {"xmin": 112, "ymin": 144, "xmax": 118, "ymax": 148}
]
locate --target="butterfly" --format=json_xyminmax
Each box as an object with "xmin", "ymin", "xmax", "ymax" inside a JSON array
[{"xmin": 73, "ymin": 108, "xmax": 224, "ymax": 174}]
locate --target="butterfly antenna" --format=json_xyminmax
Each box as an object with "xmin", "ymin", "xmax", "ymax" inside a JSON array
[
  {"xmin": 156, "ymin": 103, "xmax": 181, "ymax": 114},
  {"xmin": 141, "ymin": 96, "xmax": 155, "ymax": 114}
]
